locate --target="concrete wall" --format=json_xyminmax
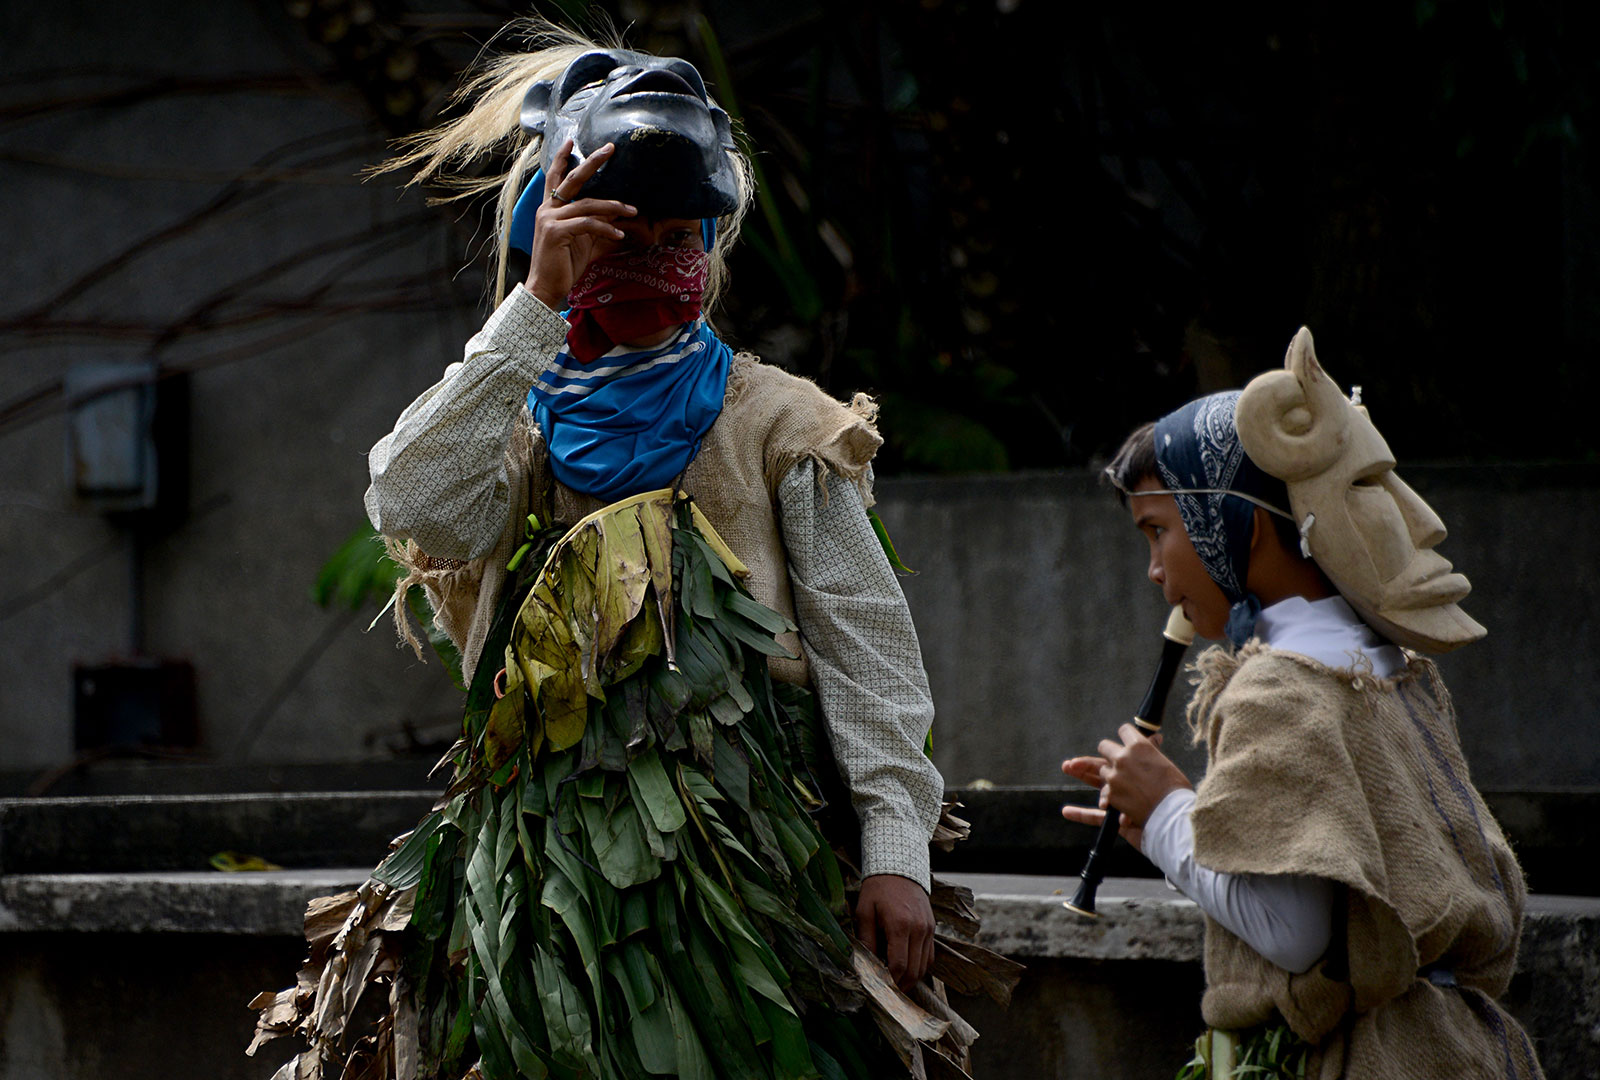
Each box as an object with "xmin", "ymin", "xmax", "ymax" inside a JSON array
[
  {"xmin": 0, "ymin": 934, "xmax": 301, "ymax": 1080},
  {"xmin": 0, "ymin": 0, "xmax": 476, "ymax": 774},
  {"xmin": 4, "ymin": 871, "xmax": 1594, "ymax": 1079},
  {"xmin": 3, "ymin": 0, "xmax": 1596, "ymax": 805},
  {"xmin": 874, "ymin": 466, "xmax": 1600, "ymax": 792}
]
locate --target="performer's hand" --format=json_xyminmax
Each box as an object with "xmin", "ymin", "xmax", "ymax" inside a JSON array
[
  {"xmin": 524, "ymin": 138, "xmax": 637, "ymax": 310},
  {"xmin": 855, "ymin": 873, "xmax": 935, "ymax": 991},
  {"xmin": 1060, "ymin": 728, "xmax": 1190, "ymax": 852},
  {"xmin": 1060, "ymin": 755, "xmax": 1147, "ymax": 849}
]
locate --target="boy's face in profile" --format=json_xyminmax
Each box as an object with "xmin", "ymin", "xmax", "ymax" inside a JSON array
[{"xmin": 1128, "ymin": 476, "xmax": 1231, "ymax": 640}]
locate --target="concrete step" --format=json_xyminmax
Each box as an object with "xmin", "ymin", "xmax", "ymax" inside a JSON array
[{"xmin": 4, "ymin": 787, "xmax": 1596, "ymax": 895}]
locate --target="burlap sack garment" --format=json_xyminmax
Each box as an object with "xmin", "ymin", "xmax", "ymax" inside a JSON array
[
  {"xmin": 387, "ymin": 353, "xmax": 881, "ymax": 687},
  {"xmin": 1187, "ymin": 642, "xmax": 1544, "ymax": 1079}
]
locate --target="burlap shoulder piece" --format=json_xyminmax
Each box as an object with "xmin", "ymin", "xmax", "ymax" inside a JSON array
[
  {"xmin": 725, "ymin": 354, "xmax": 883, "ymax": 505},
  {"xmin": 1189, "ymin": 644, "xmax": 1418, "ymax": 1021}
]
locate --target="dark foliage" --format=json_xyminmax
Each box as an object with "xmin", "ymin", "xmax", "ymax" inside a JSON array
[{"xmin": 299, "ymin": 0, "xmax": 1600, "ymax": 470}]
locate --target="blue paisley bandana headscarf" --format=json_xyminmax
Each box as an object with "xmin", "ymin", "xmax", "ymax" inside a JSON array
[{"xmin": 1153, "ymin": 391, "xmax": 1291, "ymax": 646}]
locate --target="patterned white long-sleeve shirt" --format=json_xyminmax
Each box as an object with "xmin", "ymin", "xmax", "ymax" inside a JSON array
[{"xmin": 366, "ymin": 285, "xmax": 941, "ymax": 890}]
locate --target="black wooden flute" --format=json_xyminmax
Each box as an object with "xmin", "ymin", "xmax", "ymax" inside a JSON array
[{"xmin": 1064, "ymin": 605, "xmax": 1196, "ymax": 918}]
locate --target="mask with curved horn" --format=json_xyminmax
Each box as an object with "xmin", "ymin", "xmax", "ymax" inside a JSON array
[{"xmin": 1236, "ymin": 327, "xmax": 1486, "ymax": 653}]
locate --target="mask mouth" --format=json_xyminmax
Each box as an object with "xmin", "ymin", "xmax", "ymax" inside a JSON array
[
  {"xmin": 1382, "ymin": 551, "xmax": 1470, "ymax": 609},
  {"xmin": 614, "ymin": 68, "xmax": 701, "ymax": 100}
]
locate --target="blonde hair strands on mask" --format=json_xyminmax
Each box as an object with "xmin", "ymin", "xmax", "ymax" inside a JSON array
[{"xmin": 369, "ymin": 17, "xmax": 755, "ymax": 310}]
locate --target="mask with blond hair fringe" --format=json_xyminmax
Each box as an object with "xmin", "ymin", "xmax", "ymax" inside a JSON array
[{"xmin": 373, "ymin": 17, "xmax": 755, "ymax": 309}]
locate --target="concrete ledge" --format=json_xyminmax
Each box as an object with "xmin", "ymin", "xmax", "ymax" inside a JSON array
[
  {"xmin": 0, "ymin": 870, "xmax": 365, "ymax": 936},
  {"xmin": 0, "ymin": 792, "xmax": 435, "ymax": 874},
  {"xmin": 957, "ymin": 874, "xmax": 1206, "ymax": 962},
  {"xmin": 4, "ymin": 870, "xmax": 1594, "ymax": 1073},
  {"xmin": 949, "ymin": 873, "xmax": 1600, "ymax": 964},
  {"xmin": 9, "ymin": 788, "xmax": 1596, "ymax": 895},
  {"xmin": 6, "ymin": 868, "xmax": 1597, "ymax": 956}
]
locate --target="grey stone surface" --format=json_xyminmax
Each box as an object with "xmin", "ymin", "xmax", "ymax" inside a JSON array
[
  {"xmin": 955, "ymin": 873, "xmax": 1207, "ymax": 962},
  {"xmin": 0, "ymin": 792, "xmax": 434, "ymax": 873},
  {"xmin": 2, "ymin": 869, "xmax": 1593, "ymax": 1076},
  {"xmin": 0, "ymin": 869, "xmax": 363, "ymax": 936}
]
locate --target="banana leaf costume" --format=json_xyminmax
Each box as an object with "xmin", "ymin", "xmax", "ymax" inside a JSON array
[
  {"xmin": 250, "ymin": 490, "xmax": 1016, "ymax": 1080},
  {"xmin": 251, "ymin": 34, "xmax": 1019, "ymax": 1080}
]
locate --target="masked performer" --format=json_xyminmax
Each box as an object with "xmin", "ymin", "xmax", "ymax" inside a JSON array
[
  {"xmin": 249, "ymin": 20, "xmax": 1017, "ymax": 1080},
  {"xmin": 1062, "ymin": 329, "xmax": 1543, "ymax": 1079}
]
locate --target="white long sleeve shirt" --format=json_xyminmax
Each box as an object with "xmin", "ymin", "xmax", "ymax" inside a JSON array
[{"xmin": 1139, "ymin": 596, "xmax": 1404, "ymax": 972}]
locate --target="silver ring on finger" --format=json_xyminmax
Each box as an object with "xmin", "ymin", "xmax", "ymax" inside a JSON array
[{"xmin": 549, "ymin": 190, "xmax": 570, "ymax": 206}]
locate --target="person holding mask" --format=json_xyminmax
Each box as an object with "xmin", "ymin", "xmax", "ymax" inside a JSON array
[{"xmin": 253, "ymin": 19, "xmax": 1003, "ymax": 1080}]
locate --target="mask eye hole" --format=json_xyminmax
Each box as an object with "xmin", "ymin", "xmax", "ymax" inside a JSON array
[
  {"xmin": 1352, "ymin": 473, "xmax": 1386, "ymax": 489},
  {"xmin": 558, "ymin": 51, "xmax": 625, "ymax": 102}
]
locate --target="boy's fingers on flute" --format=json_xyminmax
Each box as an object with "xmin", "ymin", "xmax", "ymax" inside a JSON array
[
  {"xmin": 1060, "ymin": 803, "xmax": 1106, "ymax": 827},
  {"xmin": 1061, "ymin": 755, "xmax": 1109, "ymax": 787}
]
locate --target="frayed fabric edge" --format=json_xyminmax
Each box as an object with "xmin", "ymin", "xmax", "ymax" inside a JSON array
[
  {"xmin": 382, "ymin": 536, "xmax": 468, "ymax": 662},
  {"xmin": 769, "ymin": 391, "xmax": 881, "ymax": 510},
  {"xmin": 1185, "ymin": 639, "xmax": 1431, "ymax": 747}
]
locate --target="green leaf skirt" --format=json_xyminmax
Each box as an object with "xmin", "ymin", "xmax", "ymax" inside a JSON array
[{"xmin": 254, "ymin": 491, "xmax": 916, "ymax": 1080}]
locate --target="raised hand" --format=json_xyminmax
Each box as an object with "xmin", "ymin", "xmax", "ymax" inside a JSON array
[{"xmin": 524, "ymin": 139, "xmax": 637, "ymax": 309}]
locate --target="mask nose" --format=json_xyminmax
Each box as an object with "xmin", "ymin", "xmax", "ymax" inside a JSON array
[{"xmin": 1386, "ymin": 473, "xmax": 1446, "ymax": 548}]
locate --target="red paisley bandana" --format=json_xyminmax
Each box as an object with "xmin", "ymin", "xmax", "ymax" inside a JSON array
[{"xmin": 564, "ymin": 246, "xmax": 710, "ymax": 363}]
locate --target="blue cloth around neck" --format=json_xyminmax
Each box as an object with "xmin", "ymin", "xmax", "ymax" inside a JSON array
[
  {"xmin": 1224, "ymin": 595, "xmax": 1263, "ymax": 648},
  {"xmin": 527, "ymin": 318, "xmax": 732, "ymax": 503},
  {"xmin": 508, "ymin": 167, "xmax": 717, "ymax": 254}
]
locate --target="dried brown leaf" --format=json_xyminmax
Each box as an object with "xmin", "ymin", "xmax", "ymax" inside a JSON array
[
  {"xmin": 429, "ymin": 738, "xmax": 467, "ymax": 782},
  {"xmin": 910, "ymin": 982, "xmax": 978, "ymax": 1051},
  {"xmin": 339, "ymin": 931, "xmax": 387, "ymax": 1033},
  {"xmin": 305, "ymin": 892, "xmax": 360, "ymax": 952},
  {"xmin": 258, "ymin": 990, "xmax": 303, "ymax": 1027},
  {"xmin": 246, "ymin": 1024, "xmax": 286, "ymax": 1057},
  {"xmin": 248, "ymin": 982, "xmax": 312, "ymax": 1056},
  {"xmin": 391, "ymin": 973, "xmax": 419, "ymax": 1080},
  {"xmin": 309, "ymin": 961, "xmax": 346, "ymax": 1043},
  {"xmin": 850, "ymin": 943, "xmax": 949, "ymax": 1043},
  {"xmin": 929, "ymin": 937, "xmax": 1024, "ymax": 1008},
  {"xmin": 929, "ymin": 879, "xmax": 981, "ymax": 938},
  {"xmin": 931, "ymin": 802, "xmax": 971, "ymax": 852},
  {"xmin": 376, "ymin": 887, "xmax": 417, "ymax": 933}
]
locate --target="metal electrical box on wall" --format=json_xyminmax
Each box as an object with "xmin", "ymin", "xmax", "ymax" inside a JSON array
[
  {"xmin": 63, "ymin": 362, "xmax": 197, "ymax": 751},
  {"xmin": 65, "ymin": 361, "xmax": 159, "ymax": 511},
  {"xmin": 63, "ymin": 361, "xmax": 188, "ymax": 517},
  {"xmin": 73, "ymin": 660, "xmax": 198, "ymax": 750}
]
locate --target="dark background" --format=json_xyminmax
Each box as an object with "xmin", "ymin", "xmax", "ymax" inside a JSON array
[
  {"xmin": 3, "ymin": 0, "xmax": 1598, "ymax": 788},
  {"xmin": 271, "ymin": 0, "xmax": 1600, "ymax": 471}
]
